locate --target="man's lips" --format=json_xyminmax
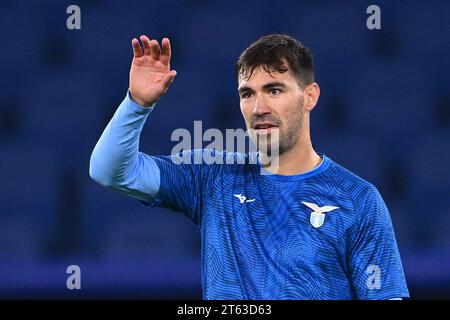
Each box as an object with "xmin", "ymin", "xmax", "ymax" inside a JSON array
[{"xmin": 252, "ymin": 122, "xmax": 279, "ymax": 134}]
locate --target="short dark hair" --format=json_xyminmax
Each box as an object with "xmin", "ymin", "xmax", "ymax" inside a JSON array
[{"xmin": 236, "ymin": 34, "xmax": 315, "ymax": 87}]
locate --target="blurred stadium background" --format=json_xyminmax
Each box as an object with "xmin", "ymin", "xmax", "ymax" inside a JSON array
[{"xmin": 0, "ymin": 0, "xmax": 449, "ymax": 299}]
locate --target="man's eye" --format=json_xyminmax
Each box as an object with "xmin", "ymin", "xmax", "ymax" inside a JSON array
[
  {"xmin": 269, "ymin": 89, "xmax": 281, "ymax": 95},
  {"xmin": 241, "ymin": 92, "xmax": 252, "ymax": 99}
]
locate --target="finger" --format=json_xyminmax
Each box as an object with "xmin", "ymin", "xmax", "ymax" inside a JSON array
[
  {"xmin": 150, "ymin": 39, "xmax": 161, "ymax": 60},
  {"xmin": 132, "ymin": 38, "xmax": 143, "ymax": 58},
  {"xmin": 140, "ymin": 35, "xmax": 152, "ymax": 56},
  {"xmin": 160, "ymin": 38, "xmax": 172, "ymax": 65},
  {"xmin": 161, "ymin": 70, "xmax": 177, "ymax": 90}
]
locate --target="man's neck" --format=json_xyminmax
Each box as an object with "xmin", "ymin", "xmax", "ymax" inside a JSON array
[{"xmin": 261, "ymin": 142, "xmax": 322, "ymax": 176}]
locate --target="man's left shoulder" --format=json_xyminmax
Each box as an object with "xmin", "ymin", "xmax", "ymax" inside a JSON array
[
  {"xmin": 323, "ymin": 157, "xmax": 384, "ymax": 213},
  {"xmin": 324, "ymin": 157, "xmax": 377, "ymax": 192}
]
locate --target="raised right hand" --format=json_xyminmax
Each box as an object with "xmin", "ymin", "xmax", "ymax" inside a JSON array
[{"xmin": 129, "ymin": 35, "xmax": 177, "ymax": 107}]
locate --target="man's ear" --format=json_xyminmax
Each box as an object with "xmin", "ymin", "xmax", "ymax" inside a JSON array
[{"xmin": 304, "ymin": 83, "xmax": 320, "ymax": 111}]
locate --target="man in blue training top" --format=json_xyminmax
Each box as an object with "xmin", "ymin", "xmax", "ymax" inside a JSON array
[{"xmin": 89, "ymin": 34, "xmax": 409, "ymax": 300}]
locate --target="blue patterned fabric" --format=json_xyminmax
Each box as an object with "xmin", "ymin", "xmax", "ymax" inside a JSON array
[{"xmin": 149, "ymin": 150, "xmax": 409, "ymax": 299}]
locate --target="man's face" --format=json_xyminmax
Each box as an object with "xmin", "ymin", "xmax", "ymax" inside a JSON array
[{"xmin": 238, "ymin": 66, "xmax": 306, "ymax": 155}]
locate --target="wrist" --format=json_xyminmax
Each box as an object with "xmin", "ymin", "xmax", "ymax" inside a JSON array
[
  {"xmin": 129, "ymin": 91, "xmax": 153, "ymax": 108},
  {"xmin": 127, "ymin": 90, "xmax": 156, "ymax": 110}
]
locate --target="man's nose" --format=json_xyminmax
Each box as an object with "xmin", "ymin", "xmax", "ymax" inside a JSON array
[{"xmin": 252, "ymin": 95, "xmax": 271, "ymax": 116}]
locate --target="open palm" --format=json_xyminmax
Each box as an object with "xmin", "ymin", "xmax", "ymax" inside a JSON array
[{"xmin": 129, "ymin": 35, "xmax": 177, "ymax": 107}]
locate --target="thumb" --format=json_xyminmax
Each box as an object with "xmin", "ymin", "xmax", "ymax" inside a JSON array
[{"xmin": 161, "ymin": 70, "xmax": 177, "ymax": 89}]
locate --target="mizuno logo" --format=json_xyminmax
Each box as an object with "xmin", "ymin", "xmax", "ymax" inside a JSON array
[
  {"xmin": 302, "ymin": 201, "xmax": 339, "ymax": 228},
  {"xmin": 234, "ymin": 194, "xmax": 255, "ymax": 204}
]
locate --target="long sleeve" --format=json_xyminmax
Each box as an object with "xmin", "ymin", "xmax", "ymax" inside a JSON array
[{"xmin": 89, "ymin": 92, "xmax": 161, "ymax": 203}]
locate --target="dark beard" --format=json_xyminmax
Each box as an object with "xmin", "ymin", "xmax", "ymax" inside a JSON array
[
  {"xmin": 279, "ymin": 98, "xmax": 304, "ymax": 155},
  {"xmin": 259, "ymin": 109, "xmax": 304, "ymax": 156}
]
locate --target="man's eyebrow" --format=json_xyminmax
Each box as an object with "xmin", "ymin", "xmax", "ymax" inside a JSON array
[
  {"xmin": 238, "ymin": 82, "xmax": 287, "ymax": 93},
  {"xmin": 262, "ymin": 81, "xmax": 287, "ymax": 90},
  {"xmin": 238, "ymin": 86, "xmax": 254, "ymax": 94}
]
